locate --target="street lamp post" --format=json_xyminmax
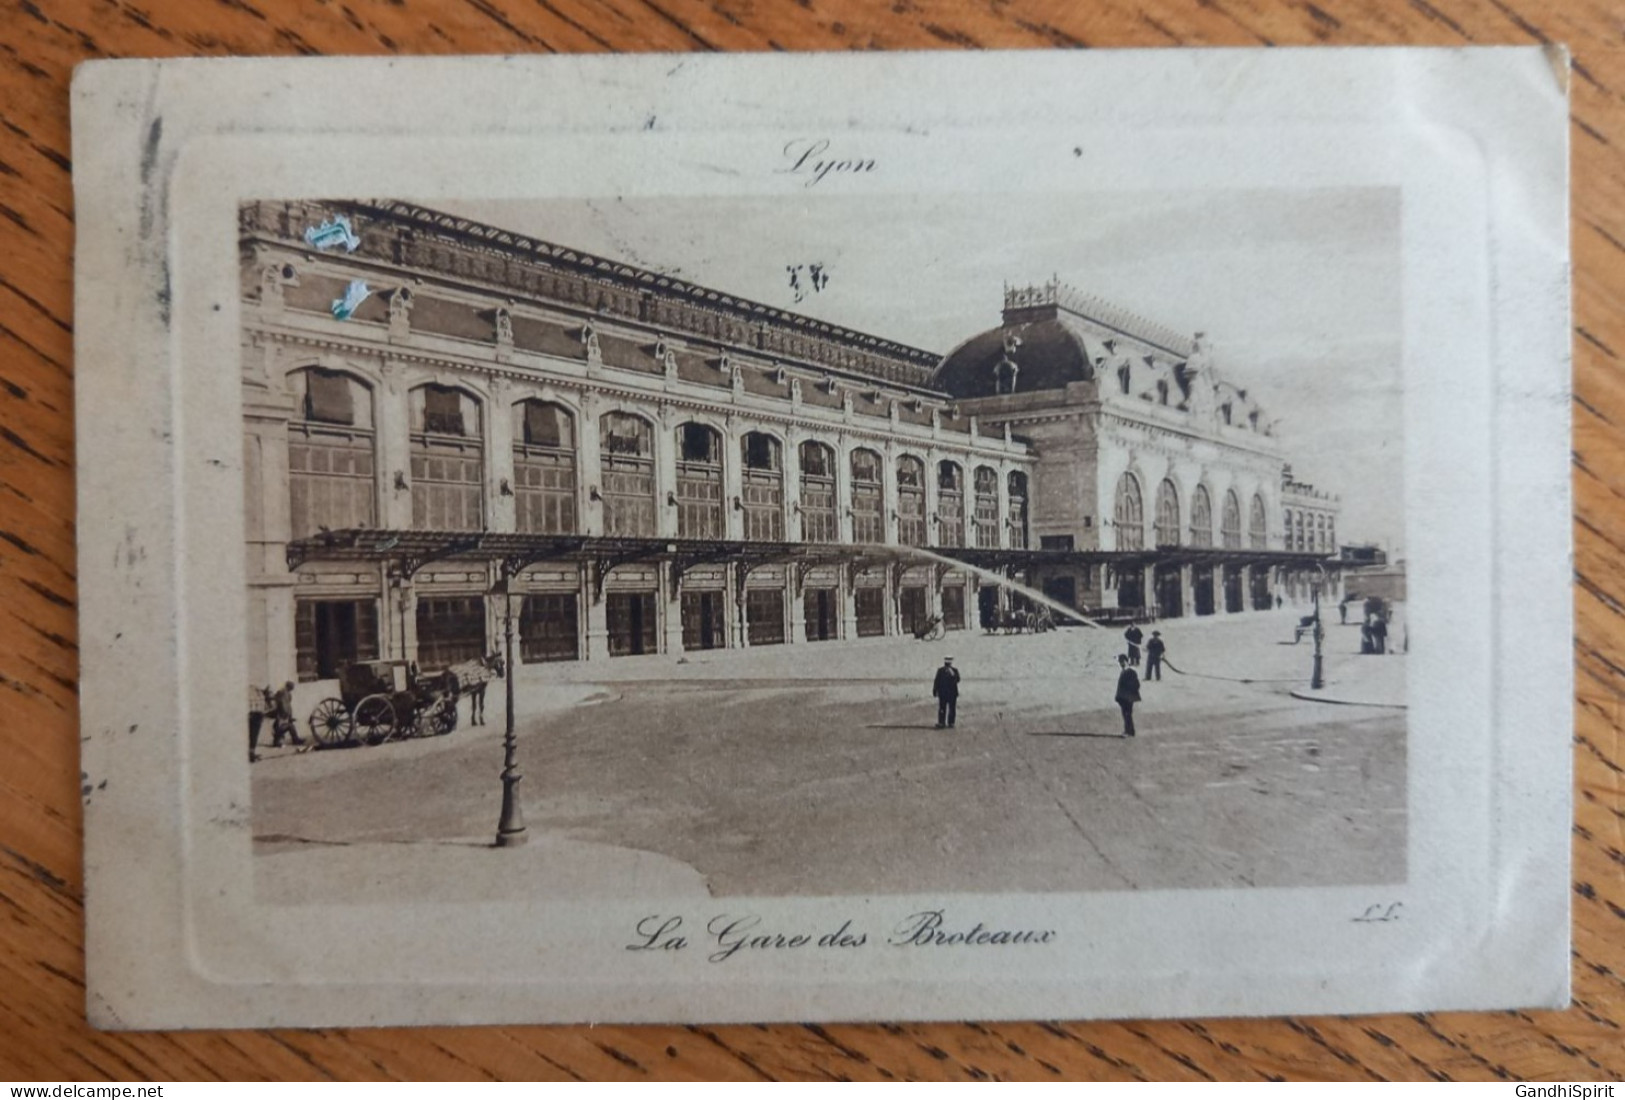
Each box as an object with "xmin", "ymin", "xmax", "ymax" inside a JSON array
[
  {"xmin": 493, "ymin": 574, "xmax": 527, "ymax": 848},
  {"xmin": 1310, "ymin": 567, "xmax": 1326, "ymax": 691}
]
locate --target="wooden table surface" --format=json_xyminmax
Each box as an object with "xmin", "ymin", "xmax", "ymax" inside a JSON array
[{"xmin": 2, "ymin": 0, "xmax": 1620, "ymax": 1082}]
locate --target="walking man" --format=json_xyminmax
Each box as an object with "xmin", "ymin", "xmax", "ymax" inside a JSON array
[
  {"xmin": 932, "ymin": 656, "xmax": 961, "ymax": 730},
  {"xmin": 1115, "ymin": 654, "xmax": 1141, "ymax": 738},
  {"xmin": 1124, "ymin": 623, "xmax": 1144, "ymax": 668},
  {"xmin": 1145, "ymin": 630, "xmax": 1166, "ymax": 681},
  {"xmin": 269, "ymin": 680, "xmax": 305, "ymax": 748}
]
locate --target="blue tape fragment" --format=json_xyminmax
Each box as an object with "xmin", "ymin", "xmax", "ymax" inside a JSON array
[
  {"xmin": 304, "ymin": 215, "xmax": 361, "ymax": 253},
  {"xmin": 331, "ymin": 280, "xmax": 371, "ymax": 321}
]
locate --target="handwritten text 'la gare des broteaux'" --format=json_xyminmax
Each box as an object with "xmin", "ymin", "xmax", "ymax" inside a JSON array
[{"xmin": 627, "ymin": 911, "xmax": 1056, "ymax": 964}]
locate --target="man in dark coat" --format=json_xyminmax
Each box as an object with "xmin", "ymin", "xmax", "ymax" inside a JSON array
[
  {"xmin": 1144, "ymin": 631, "xmax": 1166, "ymax": 681},
  {"xmin": 1115, "ymin": 654, "xmax": 1141, "ymax": 738},
  {"xmin": 1124, "ymin": 623, "xmax": 1144, "ymax": 667},
  {"xmin": 932, "ymin": 656, "xmax": 961, "ymax": 730},
  {"xmin": 268, "ymin": 680, "xmax": 304, "ymax": 748}
]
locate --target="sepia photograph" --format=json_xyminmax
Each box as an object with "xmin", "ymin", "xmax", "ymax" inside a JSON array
[
  {"xmin": 240, "ymin": 190, "xmax": 1408, "ymax": 904},
  {"xmin": 72, "ymin": 49, "xmax": 1570, "ymax": 1029}
]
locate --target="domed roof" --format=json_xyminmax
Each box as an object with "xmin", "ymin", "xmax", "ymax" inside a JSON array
[
  {"xmin": 932, "ymin": 282, "xmax": 1197, "ymax": 401},
  {"xmin": 932, "ymin": 315, "xmax": 1097, "ymax": 400}
]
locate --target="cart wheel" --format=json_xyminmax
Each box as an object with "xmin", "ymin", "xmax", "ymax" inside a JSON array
[
  {"xmin": 406, "ymin": 698, "xmax": 442, "ymax": 739},
  {"xmin": 353, "ymin": 694, "xmax": 395, "ymax": 746},
  {"xmin": 307, "ymin": 698, "xmax": 352, "ymax": 747},
  {"xmin": 433, "ymin": 698, "xmax": 458, "ymax": 736}
]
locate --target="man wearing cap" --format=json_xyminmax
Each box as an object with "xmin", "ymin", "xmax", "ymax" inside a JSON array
[
  {"xmin": 932, "ymin": 656, "xmax": 961, "ymax": 730},
  {"xmin": 1115, "ymin": 654, "xmax": 1141, "ymax": 737},
  {"xmin": 1144, "ymin": 631, "xmax": 1166, "ymax": 681}
]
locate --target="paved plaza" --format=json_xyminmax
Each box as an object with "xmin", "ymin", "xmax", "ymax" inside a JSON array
[{"xmin": 253, "ymin": 607, "xmax": 1406, "ymax": 903}]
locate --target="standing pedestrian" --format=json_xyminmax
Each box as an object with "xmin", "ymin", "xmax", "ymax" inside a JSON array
[
  {"xmin": 248, "ymin": 684, "xmax": 269, "ymax": 763},
  {"xmin": 1371, "ymin": 614, "xmax": 1388, "ymax": 655},
  {"xmin": 1124, "ymin": 623, "xmax": 1144, "ymax": 667},
  {"xmin": 1145, "ymin": 631, "xmax": 1166, "ymax": 681},
  {"xmin": 1115, "ymin": 654, "xmax": 1141, "ymax": 738},
  {"xmin": 932, "ymin": 656, "xmax": 961, "ymax": 730}
]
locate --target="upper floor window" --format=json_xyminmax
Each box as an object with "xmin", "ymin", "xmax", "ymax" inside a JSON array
[
  {"xmin": 601, "ymin": 412, "xmax": 657, "ymax": 537},
  {"xmin": 1008, "ymin": 470, "xmax": 1030, "ymax": 550},
  {"xmin": 1114, "ymin": 473, "xmax": 1144, "ymax": 551},
  {"xmin": 740, "ymin": 431, "xmax": 784, "ymax": 542},
  {"xmin": 512, "ymin": 400, "xmax": 576, "ymax": 535},
  {"xmin": 897, "ymin": 455, "xmax": 926, "ymax": 547},
  {"xmin": 799, "ymin": 441, "xmax": 838, "ymax": 543},
  {"xmin": 410, "ymin": 384, "xmax": 483, "ymax": 531},
  {"xmin": 850, "ymin": 448, "xmax": 885, "ymax": 544},
  {"xmin": 1221, "ymin": 489, "xmax": 1242, "ymax": 549},
  {"xmin": 936, "ymin": 460, "xmax": 965, "ymax": 548},
  {"xmin": 1189, "ymin": 484, "xmax": 1213, "ymax": 548},
  {"xmin": 287, "ymin": 368, "xmax": 375, "ymax": 539},
  {"xmin": 1154, "ymin": 478, "xmax": 1180, "ymax": 548},
  {"xmin": 675, "ymin": 422, "xmax": 724, "ymax": 540}
]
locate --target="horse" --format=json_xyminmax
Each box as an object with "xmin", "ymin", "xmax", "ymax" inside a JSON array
[{"xmin": 442, "ymin": 652, "xmax": 505, "ymax": 726}]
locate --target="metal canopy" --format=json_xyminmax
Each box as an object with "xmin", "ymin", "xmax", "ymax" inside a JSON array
[{"xmin": 286, "ymin": 529, "xmax": 1338, "ymax": 577}]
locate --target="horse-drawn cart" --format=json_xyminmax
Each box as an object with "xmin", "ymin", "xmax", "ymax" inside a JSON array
[{"xmin": 306, "ymin": 659, "xmax": 459, "ymax": 747}]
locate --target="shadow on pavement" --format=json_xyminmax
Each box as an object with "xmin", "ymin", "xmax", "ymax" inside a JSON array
[{"xmin": 1026, "ymin": 730, "xmax": 1126, "ymax": 739}]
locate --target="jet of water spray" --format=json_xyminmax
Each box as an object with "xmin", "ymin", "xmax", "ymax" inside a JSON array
[{"xmin": 884, "ymin": 545, "xmax": 1127, "ymax": 673}]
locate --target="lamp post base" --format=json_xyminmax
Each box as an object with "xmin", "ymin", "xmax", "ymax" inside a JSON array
[{"xmin": 496, "ymin": 773, "xmax": 527, "ymax": 847}]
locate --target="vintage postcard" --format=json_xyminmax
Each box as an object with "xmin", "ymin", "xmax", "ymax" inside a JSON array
[{"xmin": 72, "ymin": 49, "xmax": 1571, "ymax": 1028}]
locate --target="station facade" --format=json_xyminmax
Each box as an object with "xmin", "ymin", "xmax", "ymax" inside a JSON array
[{"xmin": 240, "ymin": 200, "xmax": 1341, "ymax": 690}]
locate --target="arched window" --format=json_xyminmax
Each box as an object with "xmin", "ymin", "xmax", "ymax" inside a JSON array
[
  {"xmin": 1250, "ymin": 494, "xmax": 1268, "ymax": 550},
  {"xmin": 600, "ymin": 412, "xmax": 656, "ymax": 537},
  {"xmin": 740, "ymin": 431, "xmax": 784, "ymax": 542},
  {"xmin": 410, "ymin": 384, "xmax": 484, "ymax": 531},
  {"xmin": 1154, "ymin": 478, "xmax": 1181, "ymax": 548},
  {"xmin": 286, "ymin": 367, "xmax": 375, "ymax": 540},
  {"xmin": 1156, "ymin": 380, "xmax": 1169, "ymax": 406},
  {"xmin": 512, "ymin": 400, "xmax": 576, "ymax": 535},
  {"xmin": 1316, "ymin": 514, "xmax": 1327, "ymax": 553},
  {"xmin": 973, "ymin": 466, "xmax": 999, "ymax": 549},
  {"xmin": 1189, "ymin": 484, "xmax": 1213, "ymax": 548},
  {"xmin": 897, "ymin": 455, "xmax": 926, "ymax": 547},
  {"xmin": 799, "ymin": 441, "xmax": 837, "ymax": 543},
  {"xmin": 1222, "ymin": 489, "xmax": 1243, "ymax": 549},
  {"xmin": 937, "ymin": 460, "xmax": 965, "ymax": 548},
  {"xmin": 1295, "ymin": 511, "xmax": 1306, "ymax": 552},
  {"xmin": 1117, "ymin": 363, "xmax": 1132, "ymax": 396},
  {"xmin": 1008, "ymin": 471, "xmax": 1030, "ymax": 550},
  {"xmin": 676, "ymin": 422, "xmax": 724, "ymax": 539},
  {"xmin": 994, "ymin": 359, "xmax": 1019, "ymax": 395},
  {"xmin": 1114, "ymin": 473, "xmax": 1145, "ymax": 551},
  {"xmin": 850, "ymin": 449, "xmax": 884, "ymax": 544}
]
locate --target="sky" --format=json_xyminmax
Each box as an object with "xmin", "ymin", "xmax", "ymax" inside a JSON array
[{"xmin": 439, "ymin": 190, "xmax": 1404, "ymax": 553}]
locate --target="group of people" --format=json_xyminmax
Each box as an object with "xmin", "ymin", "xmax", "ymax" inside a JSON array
[
  {"xmin": 1114, "ymin": 623, "xmax": 1168, "ymax": 738},
  {"xmin": 248, "ymin": 681, "xmax": 303, "ymax": 762},
  {"xmin": 929, "ymin": 621, "xmax": 1171, "ymax": 738}
]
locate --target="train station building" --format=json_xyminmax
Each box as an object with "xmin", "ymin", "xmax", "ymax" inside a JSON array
[{"xmin": 240, "ymin": 200, "xmax": 1342, "ymax": 689}]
